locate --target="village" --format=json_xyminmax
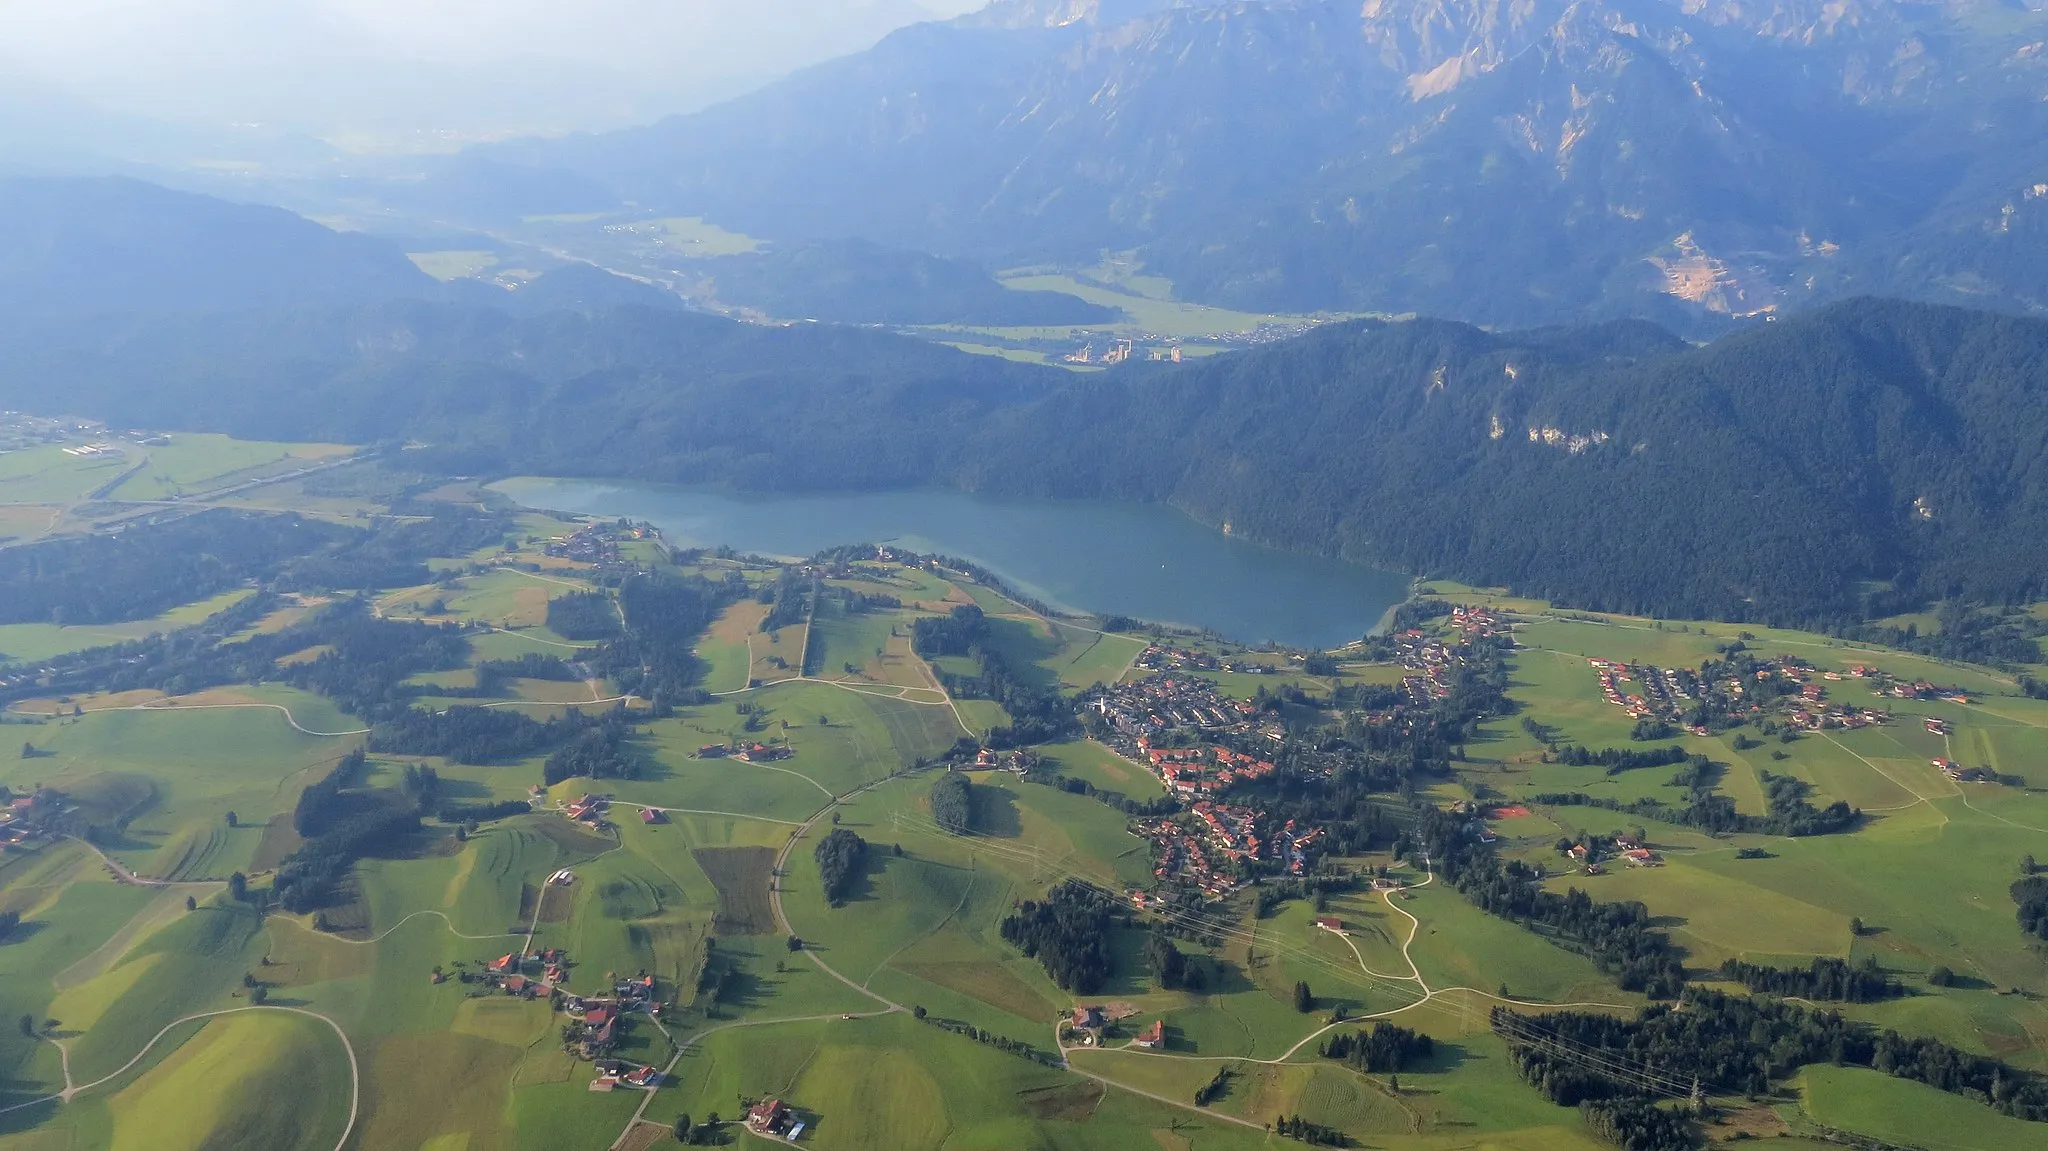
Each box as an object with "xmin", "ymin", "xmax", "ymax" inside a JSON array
[
  {"xmin": 1085, "ymin": 673, "xmax": 1259, "ymax": 742},
  {"xmin": 1385, "ymin": 626, "xmax": 1467, "ymax": 709},
  {"xmin": 1588, "ymin": 654, "xmax": 1896, "ymax": 734},
  {"xmin": 538, "ymin": 520, "xmax": 660, "ymax": 574},
  {"xmin": 1131, "ymin": 797, "xmax": 1327, "ymax": 898},
  {"xmin": 436, "ymin": 873, "xmax": 671, "ymax": 1095}
]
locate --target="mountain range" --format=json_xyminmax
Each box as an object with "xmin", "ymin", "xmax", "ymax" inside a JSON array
[{"xmin": 460, "ymin": 0, "xmax": 2048, "ymax": 329}]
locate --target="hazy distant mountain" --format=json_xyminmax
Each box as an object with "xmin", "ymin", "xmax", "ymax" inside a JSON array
[
  {"xmin": 473, "ymin": 0, "xmax": 2048, "ymax": 327},
  {"xmin": 0, "ymin": 0, "xmax": 980, "ymax": 150},
  {"xmin": 0, "ymin": 177, "xmax": 435, "ymax": 315}
]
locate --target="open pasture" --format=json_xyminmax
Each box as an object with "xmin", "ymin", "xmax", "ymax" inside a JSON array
[
  {"xmin": 1800, "ymin": 1064, "xmax": 2048, "ymax": 1150},
  {"xmin": 698, "ymin": 598, "xmax": 766, "ymax": 692},
  {"xmin": 0, "ymin": 589, "xmax": 254, "ymax": 665},
  {"xmin": 0, "ymin": 444, "xmax": 136, "ymax": 505},
  {"xmin": 96, "ymin": 1009, "xmax": 353, "ymax": 1151},
  {"xmin": 2, "ymin": 703, "xmax": 358, "ymax": 880},
  {"xmin": 104, "ymin": 434, "xmax": 354, "ymax": 502},
  {"xmin": 650, "ymin": 1012, "xmax": 1273, "ymax": 1151}
]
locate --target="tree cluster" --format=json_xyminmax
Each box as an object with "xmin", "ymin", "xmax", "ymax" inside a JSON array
[
  {"xmin": 1716, "ymin": 956, "xmax": 1901, "ymax": 1002},
  {"xmin": 545, "ymin": 592, "xmax": 619, "ymax": 641},
  {"xmin": 1412, "ymin": 806, "xmax": 1686, "ymax": 998},
  {"xmin": 814, "ymin": 828, "xmax": 869, "ymax": 905},
  {"xmin": 540, "ymin": 711, "xmax": 641, "ymax": 785},
  {"xmin": 1531, "ymin": 770, "xmax": 1858, "ymax": 839},
  {"xmin": 929, "ymin": 772, "xmax": 975, "ymax": 834},
  {"xmin": 1145, "ymin": 929, "xmax": 1203, "ymax": 991},
  {"xmin": 1497, "ymin": 988, "xmax": 2048, "ymax": 1123},
  {"xmin": 0, "ymin": 508, "xmax": 347, "ymax": 627},
  {"xmin": 999, "ymin": 879, "xmax": 1115, "ymax": 994},
  {"xmin": 1320, "ymin": 1023, "xmax": 1434, "ymax": 1073},
  {"xmin": 1273, "ymin": 1115, "xmax": 1348, "ymax": 1146},
  {"xmin": 2013, "ymin": 872, "xmax": 2048, "ymax": 942},
  {"xmin": 1550, "ymin": 744, "xmax": 1693, "ymax": 777}
]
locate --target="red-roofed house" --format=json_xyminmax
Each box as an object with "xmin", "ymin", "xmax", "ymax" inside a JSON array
[
  {"xmin": 746, "ymin": 1098, "xmax": 788, "ymax": 1133},
  {"xmin": 1136, "ymin": 1020, "xmax": 1165, "ymax": 1049}
]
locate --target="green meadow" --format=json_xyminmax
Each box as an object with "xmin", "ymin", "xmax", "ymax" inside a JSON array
[{"xmin": 7, "ymin": 442, "xmax": 2048, "ymax": 1150}]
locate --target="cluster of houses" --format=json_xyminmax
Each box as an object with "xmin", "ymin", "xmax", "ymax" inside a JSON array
[
  {"xmin": 0, "ymin": 792, "xmax": 47, "ymax": 852},
  {"xmin": 1064, "ymin": 1005, "xmax": 1164, "ymax": 1050},
  {"xmin": 1132, "ymin": 644, "xmax": 1290, "ymax": 678},
  {"xmin": 695, "ymin": 742, "xmax": 794, "ymax": 763},
  {"xmin": 561, "ymin": 974, "xmax": 660, "ymax": 1058},
  {"xmin": 1589, "ymin": 656, "xmax": 1898, "ymax": 734},
  {"xmin": 1386, "ymin": 630, "xmax": 1462, "ymax": 707},
  {"xmin": 541, "ymin": 521, "xmax": 653, "ymax": 566},
  {"xmin": 1133, "ymin": 798, "xmax": 1322, "ymax": 896},
  {"xmin": 0, "ymin": 411, "xmax": 108, "ymax": 452},
  {"xmin": 476, "ymin": 946, "xmax": 569, "ymax": 998},
  {"xmin": 589, "ymin": 1061, "xmax": 662, "ymax": 1091},
  {"xmin": 1446, "ymin": 606, "xmax": 1506, "ymax": 639},
  {"xmin": 967, "ymin": 746, "xmax": 1039, "ymax": 773},
  {"xmin": 1089, "ymin": 674, "xmax": 1258, "ymax": 739},
  {"xmin": 1933, "ymin": 758, "xmax": 1994, "ymax": 783},
  {"xmin": 563, "ymin": 794, "xmax": 610, "ymax": 827},
  {"xmin": 1136, "ymin": 813, "xmax": 1241, "ymax": 898},
  {"xmin": 1850, "ymin": 666, "xmax": 1974, "ymax": 706},
  {"xmin": 1133, "ymin": 738, "xmax": 1277, "ymax": 797},
  {"xmin": 1589, "ymin": 659, "xmax": 1701, "ymax": 722},
  {"xmin": 1562, "ymin": 834, "xmax": 1659, "ymax": 874}
]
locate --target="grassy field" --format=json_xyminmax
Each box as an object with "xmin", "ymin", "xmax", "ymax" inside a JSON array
[
  {"xmin": 0, "ymin": 589, "xmax": 254, "ymax": 664},
  {"xmin": 989, "ymin": 273, "xmax": 1299, "ymax": 338},
  {"xmin": 103, "ymin": 435, "xmax": 353, "ymax": 502},
  {"xmin": 12, "ymin": 475, "xmax": 2048, "ymax": 1151},
  {"xmin": 1800, "ymin": 1064, "xmax": 2048, "ymax": 1149},
  {"xmin": 408, "ymin": 249, "xmax": 500, "ymax": 280},
  {"xmin": 639, "ymin": 216, "xmax": 762, "ymax": 257}
]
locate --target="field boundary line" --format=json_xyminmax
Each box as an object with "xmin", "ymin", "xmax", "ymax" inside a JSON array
[{"xmin": 277, "ymin": 907, "xmax": 530, "ymax": 946}]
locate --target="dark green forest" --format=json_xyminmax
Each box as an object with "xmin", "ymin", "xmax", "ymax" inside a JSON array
[{"xmin": 4, "ymin": 297, "xmax": 2048, "ymax": 625}]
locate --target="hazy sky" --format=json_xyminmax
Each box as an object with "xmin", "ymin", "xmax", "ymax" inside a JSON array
[{"xmin": 0, "ymin": 0, "xmax": 987, "ymax": 145}]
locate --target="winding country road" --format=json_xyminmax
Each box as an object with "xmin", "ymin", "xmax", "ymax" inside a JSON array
[
  {"xmin": 606, "ymin": 768, "xmax": 915, "ymax": 1148},
  {"xmin": 0, "ymin": 1006, "xmax": 361, "ymax": 1151}
]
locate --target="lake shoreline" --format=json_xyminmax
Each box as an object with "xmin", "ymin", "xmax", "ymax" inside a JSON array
[{"xmin": 491, "ymin": 478, "xmax": 1411, "ymax": 649}]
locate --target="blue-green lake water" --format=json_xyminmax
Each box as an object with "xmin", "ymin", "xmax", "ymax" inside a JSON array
[{"xmin": 495, "ymin": 479, "xmax": 1409, "ymax": 649}]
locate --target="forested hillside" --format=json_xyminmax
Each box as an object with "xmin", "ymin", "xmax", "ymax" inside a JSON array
[
  {"xmin": 965, "ymin": 300, "xmax": 2048, "ymax": 622},
  {"xmin": 2, "ymin": 296, "xmax": 2045, "ymax": 624}
]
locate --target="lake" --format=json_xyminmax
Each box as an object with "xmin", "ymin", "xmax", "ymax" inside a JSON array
[{"xmin": 493, "ymin": 479, "xmax": 1411, "ymax": 649}]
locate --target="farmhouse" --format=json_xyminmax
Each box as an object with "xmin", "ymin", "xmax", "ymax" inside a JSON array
[
  {"xmin": 746, "ymin": 1098, "xmax": 801, "ymax": 1138},
  {"xmin": 1314, "ymin": 916, "xmax": 1344, "ymax": 932},
  {"xmin": 1136, "ymin": 1020, "xmax": 1165, "ymax": 1049}
]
